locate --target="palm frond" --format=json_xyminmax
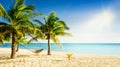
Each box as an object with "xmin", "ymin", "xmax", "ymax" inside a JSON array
[
  {"xmin": 55, "ymin": 32, "xmax": 72, "ymax": 37},
  {"xmin": 49, "ymin": 11, "xmax": 56, "ymax": 18},
  {"xmin": 55, "ymin": 21, "xmax": 69, "ymax": 30},
  {"xmin": 0, "ymin": 4, "xmax": 12, "ymax": 22},
  {"xmin": 0, "ymin": 39, "xmax": 4, "ymax": 44},
  {"xmin": 15, "ymin": 36, "xmax": 28, "ymax": 45},
  {"xmin": 51, "ymin": 36, "xmax": 60, "ymax": 44},
  {"xmin": 0, "ymin": 34, "xmax": 4, "ymax": 44},
  {"xmin": 22, "ymin": 5, "xmax": 35, "ymax": 11},
  {"xmin": 14, "ymin": 0, "xmax": 25, "ymax": 9},
  {"xmin": 35, "ymin": 29, "xmax": 45, "ymax": 39},
  {"xmin": 53, "ymin": 26, "xmax": 64, "ymax": 33},
  {"xmin": 16, "ymin": 30, "xmax": 24, "ymax": 37},
  {"xmin": 17, "ymin": 20, "xmax": 34, "ymax": 27},
  {"xmin": 4, "ymin": 32, "xmax": 11, "ymax": 41},
  {"xmin": 0, "ymin": 22, "xmax": 8, "ymax": 25},
  {"xmin": 0, "ymin": 24, "xmax": 13, "ymax": 33},
  {"xmin": 44, "ymin": 16, "xmax": 49, "ymax": 23},
  {"xmin": 33, "ymin": 19, "xmax": 44, "ymax": 26}
]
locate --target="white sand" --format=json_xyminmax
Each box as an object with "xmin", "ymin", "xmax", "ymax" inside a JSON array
[{"xmin": 0, "ymin": 48, "xmax": 120, "ymax": 67}]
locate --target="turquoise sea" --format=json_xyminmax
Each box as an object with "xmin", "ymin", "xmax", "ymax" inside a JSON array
[{"xmin": 0, "ymin": 43, "xmax": 120, "ymax": 56}]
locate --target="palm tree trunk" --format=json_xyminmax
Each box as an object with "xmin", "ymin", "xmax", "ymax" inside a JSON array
[
  {"xmin": 11, "ymin": 32, "xmax": 16, "ymax": 59},
  {"xmin": 47, "ymin": 34, "xmax": 51, "ymax": 55},
  {"xmin": 16, "ymin": 44, "xmax": 20, "ymax": 52}
]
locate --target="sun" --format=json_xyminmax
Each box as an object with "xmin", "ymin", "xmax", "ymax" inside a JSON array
[
  {"xmin": 89, "ymin": 9, "xmax": 115, "ymax": 29},
  {"xmin": 102, "ymin": 10, "xmax": 115, "ymax": 25}
]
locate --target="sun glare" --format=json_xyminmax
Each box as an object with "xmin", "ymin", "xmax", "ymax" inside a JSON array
[
  {"xmin": 101, "ymin": 10, "xmax": 115, "ymax": 26},
  {"xmin": 81, "ymin": 9, "xmax": 116, "ymax": 32},
  {"xmin": 71, "ymin": 9, "xmax": 117, "ymax": 43}
]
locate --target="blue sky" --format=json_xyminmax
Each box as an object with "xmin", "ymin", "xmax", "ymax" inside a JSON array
[{"xmin": 0, "ymin": 0, "xmax": 120, "ymax": 43}]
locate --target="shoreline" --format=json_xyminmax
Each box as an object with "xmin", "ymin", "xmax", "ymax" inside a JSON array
[
  {"xmin": 0, "ymin": 47, "xmax": 120, "ymax": 57},
  {"xmin": 0, "ymin": 48, "xmax": 120, "ymax": 67}
]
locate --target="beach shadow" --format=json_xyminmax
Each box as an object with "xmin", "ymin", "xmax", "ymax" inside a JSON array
[
  {"xmin": 17, "ymin": 55, "xmax": 30, "ymax": 58},
  {"xmin": 0, "ymin": 54, "xmax": 31, "ymax": 60},
  {"xmin": 0, "ymin": 54, "xmax": 11, "ymax": 60}
]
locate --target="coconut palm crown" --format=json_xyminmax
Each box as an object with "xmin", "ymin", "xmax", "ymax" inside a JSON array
[
  {"xmin": 34, "ymin": 11, "xmax": 71, "ymax": 55},
  {"xmin": 0, "ymin": 0, "xmax": 36, "ymax": 58}
]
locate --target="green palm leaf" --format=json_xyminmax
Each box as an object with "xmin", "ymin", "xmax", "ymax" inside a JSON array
[
  {"xmin": 0, "ymin": 4, "xmax": 12, "ymax": 22},
  {"xmin": 33, "ymin": 19, "xmax": 44, "ymax": 26}
]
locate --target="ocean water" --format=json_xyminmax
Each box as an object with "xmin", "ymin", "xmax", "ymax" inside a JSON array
[{"xmin": 0, "ymin": 43, "xmax": 120, "ymax": 56}]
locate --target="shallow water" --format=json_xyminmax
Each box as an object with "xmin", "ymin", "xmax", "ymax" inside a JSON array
[{"xmin": 0, "ymin": 43, "xmax": 120, "ymax": 56}]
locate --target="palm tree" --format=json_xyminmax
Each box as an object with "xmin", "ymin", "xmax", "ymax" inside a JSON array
[
  {"xmin": 34, "ymin": 11, "xmax": 71, "ymax": 55},
  {"xmin": 0, "ymin": 0, "xmax": 35, "ymax": 58}
]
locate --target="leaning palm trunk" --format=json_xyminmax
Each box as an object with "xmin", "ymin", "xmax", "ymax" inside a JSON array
[
  {"xmin": 47, "ymin": 34, "xmax": 51, "ymax": 55},
  {"xmin": 11, "ymin": 32, "xmax": 16, "ymax": 59},
  {"xmin": 16, "ymin": 44, "xmax": 20, "ymax": 52}
]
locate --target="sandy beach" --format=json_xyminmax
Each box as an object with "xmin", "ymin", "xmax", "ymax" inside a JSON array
[{"xmin": 0, "ymin": 48, "xmax": 120, "ymax": 67}]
